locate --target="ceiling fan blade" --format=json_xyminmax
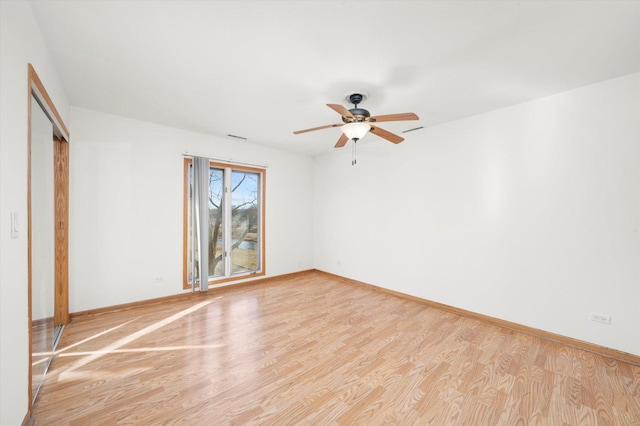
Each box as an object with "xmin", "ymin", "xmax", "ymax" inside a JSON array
[
  {"xmin": 334, "ymin": 133, "xmax": 349, "ymax": 148},
  {"xmin": 293, "ymin": 123, "xmax": 342, "ymax": 134},
  {"xmin": 327, "ymin": 104, "xmax": 354, "ymax": 119},
  {"xmin": 370, "ymin": 125, "xmax": 404, "ymax": 144},
  {"xmin": 370, "ymin": 112, "xmax": 419, "ymax": 122}
]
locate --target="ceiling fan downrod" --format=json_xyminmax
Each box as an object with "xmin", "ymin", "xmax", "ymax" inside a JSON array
[{"xmin": 349, "ymin": 93, "xmax": 364, "ymax": 108}]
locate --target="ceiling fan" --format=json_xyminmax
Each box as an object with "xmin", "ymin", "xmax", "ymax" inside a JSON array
[{"xmin": 293, "ymin": 93, "xmax": 420, "ymax": 148}]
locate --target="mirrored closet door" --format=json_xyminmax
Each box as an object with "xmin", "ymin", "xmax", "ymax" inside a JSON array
[
  {"xmin": 28, "ymin": 64, "xmax": 70, "ymax": 406},
  {"xmin": 30, "ymin": 92, "xmax": 58, "ymax": 402}
]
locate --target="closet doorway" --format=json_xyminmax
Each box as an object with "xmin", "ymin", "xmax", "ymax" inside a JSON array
[{"xmin": 28, "ymin": 64, "xmax": 69, "ymax": 406}]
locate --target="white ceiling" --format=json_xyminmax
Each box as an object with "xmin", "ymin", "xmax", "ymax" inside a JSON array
[{"xmin": 30, "ymin": 0, "xmax": 640, "ymax": 157}]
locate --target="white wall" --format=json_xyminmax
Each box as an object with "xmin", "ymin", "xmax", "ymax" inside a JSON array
[
  {"xmin": 314, "ymin": 73, "xmax": 640, "ymax": 356},
  {"xmin": 69, "ymin": 107, "xmax": 314, "ymax": 312},
  {"xmin": 0, "ymin": 2, "xmax": 70, "ymax": 424}
]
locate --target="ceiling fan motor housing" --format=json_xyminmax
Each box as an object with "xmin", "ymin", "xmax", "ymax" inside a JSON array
[
  {"xmin": 346, "ymin": 108, "xmax": 371, "ymax": 122},
  {"xmin": 345, "ymin": 93, "xmax": 373, "ymax": 122}
]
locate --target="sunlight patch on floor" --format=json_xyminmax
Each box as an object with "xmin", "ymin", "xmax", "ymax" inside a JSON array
[
  {"xmin": 55, "ymin": 367, "xmax": 154, "ymax": 382},
  {"xmin": 56, "ymin": 344, "xmax": 227, "ymax": 357},
  {"xmin": 58, "ymin": 300, "xmax": 214, "ymax": 379},
  {"xmin": 55, "ymin": 320, "xmax": 135, "ymax": 354},
  {"xmin": 32, "ymin": 353, "xmax": 54, "ymax": 366}
]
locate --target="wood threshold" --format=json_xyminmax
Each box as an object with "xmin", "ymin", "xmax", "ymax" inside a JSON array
[
  {"xmin": 195, "ymin": 270, "xmax": 267, "ymax": 289},
  {"xmin": 316, "ymin": 270, "xmax": 640, "ymax": 367},
  {"xmin": 70, "ymin": 270, "xmax": 314, "ymax": 319}
]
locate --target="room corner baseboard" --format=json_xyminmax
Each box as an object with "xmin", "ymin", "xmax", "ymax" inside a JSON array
[
  {"xmin": 70, "ymin": 269, "xmax": 316, "ymax": 319},
  {"xmin": 315, "ymin": 270, "xmax": 640, "ymax": 367}
]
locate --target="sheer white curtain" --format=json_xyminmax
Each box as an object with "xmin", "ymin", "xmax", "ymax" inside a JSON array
[{"xmin": 192, "ymin": 156, "xmax": 209, "ymax": 291}]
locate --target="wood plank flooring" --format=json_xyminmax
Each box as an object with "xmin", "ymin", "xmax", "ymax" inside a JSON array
[{"xmin": 31, "ymin": 271, "xmax": 640, "ymax": 425}]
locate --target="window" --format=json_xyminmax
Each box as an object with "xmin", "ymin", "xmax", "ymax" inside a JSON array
[{"xmin": 183, "ymin": 158, "xmax": 265, "ymax": 288}]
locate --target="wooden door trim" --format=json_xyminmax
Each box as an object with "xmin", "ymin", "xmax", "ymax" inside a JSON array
[
  {"xmin": 28, "ymin": 65, "xmax": 69, "ymax": 140},
  {"xmin": 54, "ymin": 138, "xmax": 69, "ymax": 325}
]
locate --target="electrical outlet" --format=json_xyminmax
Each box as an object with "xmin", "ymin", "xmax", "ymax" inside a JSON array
[{"xmin": 589, "ymin": 312, "xmax": 611, "ymax": 324}]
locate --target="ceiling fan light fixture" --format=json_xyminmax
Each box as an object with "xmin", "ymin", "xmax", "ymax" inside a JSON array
[{"xmin": 341, "ymin": 122, "xmax": 370, "ymax": 141}]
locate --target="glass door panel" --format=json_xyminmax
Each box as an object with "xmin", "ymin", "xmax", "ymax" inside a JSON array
[
  {"xmin": 208, "ymin": 168, "xmax": 225, "ymax": 278},
  {"xmin": 230, "ymin": 170, "xmax": 259, "ymax": 274}
]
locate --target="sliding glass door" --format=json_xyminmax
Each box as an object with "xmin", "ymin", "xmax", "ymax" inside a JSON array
[{"xmin": 184, "ymin": 159, "xmax": 264, "ymax": 289}]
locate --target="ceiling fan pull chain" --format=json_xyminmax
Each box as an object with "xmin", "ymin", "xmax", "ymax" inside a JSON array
[{"xmin": 352, "ymin": 140, "xmax": 357, "ymax": 165}]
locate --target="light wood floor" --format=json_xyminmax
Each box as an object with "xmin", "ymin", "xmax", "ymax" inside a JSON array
[{"xmin": 32, "ymin": 271, "xmax": 640, "ymax": 425}]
